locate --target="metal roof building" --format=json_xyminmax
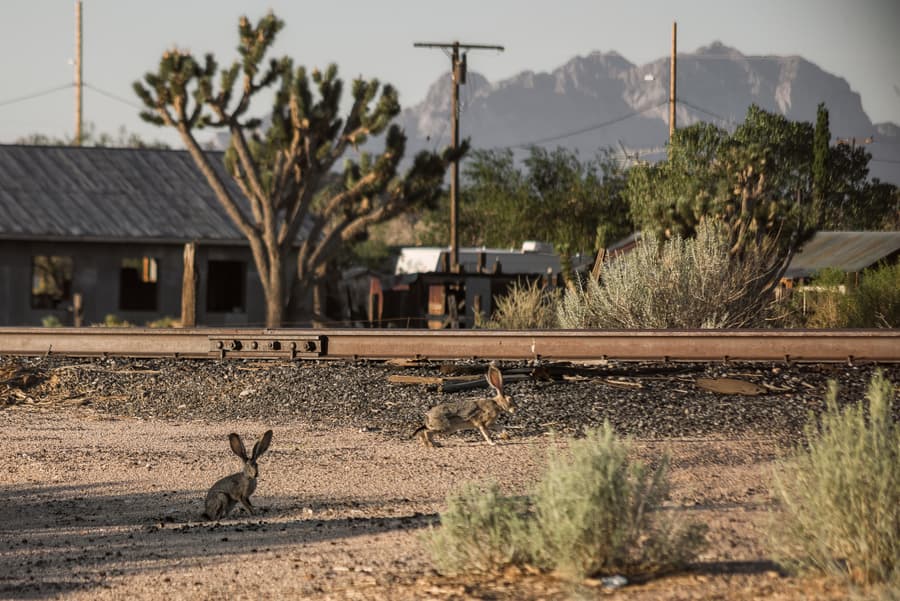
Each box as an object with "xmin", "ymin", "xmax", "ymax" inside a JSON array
[
  {"xmin": 784, "ymin": 231, "xmax": 900, "ymax": 279},
  {"xmin": 0, "ymin": 144, "xmax": 260, "ymax": 243},
  {"xmin": 0, "ymin": 144, "xmax": 306, "ymax": 327}
]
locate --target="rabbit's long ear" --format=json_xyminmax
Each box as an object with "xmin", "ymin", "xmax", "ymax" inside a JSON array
[
  {"xmin": 252, "ymin": 429, "xmax": 273, "ymax": 459},
  {"xmin": 229, "ymin": 433, "xmax": 248, "ymax": 460},
  {"xmin": 486, "ymin": 363, "xmax": 503, "ymax": 394}
]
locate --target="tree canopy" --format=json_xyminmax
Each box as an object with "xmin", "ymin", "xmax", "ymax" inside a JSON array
[
  {"xmin": 422, "ymin": 146, "xmax": 632, "ymax": 276},
  {"xmin": 625, "ymin": 104, "xmax": 898, "ymax": 244}
]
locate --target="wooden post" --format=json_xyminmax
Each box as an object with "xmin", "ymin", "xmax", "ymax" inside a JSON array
[
  {"xmin": 669, "ymin": 21, "xmax": 677, "ymax": 142},
  {"xmin": 72, "ymin": 293, "xmax": 83, "ymax": 327},
  {"xmin": 590, "ymin": 248, "xmax": 606, "ymax": 281},
  {"xmin": 74, "ymin": 1, "xmax": 83, "ymax": 146},
  {"xmin": 180, "ymin": 242, "xmax": 197, "ymax": 327},
  {"xmin": 414, "ymin": 41, "xmax": 504, "ymax": 273}
]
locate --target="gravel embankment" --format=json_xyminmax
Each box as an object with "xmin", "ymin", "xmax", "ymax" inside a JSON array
[{"xmin": 5, "ymin": 355, "xmax": 897, "ymax": 441}]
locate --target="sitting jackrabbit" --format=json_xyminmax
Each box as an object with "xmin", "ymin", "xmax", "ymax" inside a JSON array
[
  {"xmin": 203, "ymin": 430, "xmax": 273, "ymax": 520},
  {"xmin": 413, "ymin": 363, "xmax": 516, "ymax": 447}
]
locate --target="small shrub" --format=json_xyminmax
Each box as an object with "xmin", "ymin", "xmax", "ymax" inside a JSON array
[
  {"xmin": 41, "ymin": 315, "xmax": 63, "ymax": 328},
  {"xmin": 94, "ymin": 314, "xmax": 133, "ymax": 327},
  {"xmin": 426, "ymin": 424, "xmax": 707, "ymax": 580},
  {"xmin": 772, "ymin": 372, "xmax": 900, "ymax": 586},
  {"xmin": 849, "ymin": 262, "xmax": 900, "ymax": 328},
  {"xmin": 530, "ymin": 424, "xmax": 706, "ymax": 578},
  {"xmin": 426, "ymin": 482, "xmax": 531, "ymax": 574},
  {"xmin": 477, "ymin": 279, "xmax": 560, "ymax": 329},
  {"xmin": 146, "ymin": 316, "xmax": 180, "ymax": 328}
]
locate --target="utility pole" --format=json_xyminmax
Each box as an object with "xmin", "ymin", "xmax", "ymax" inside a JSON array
[
  {"xmin": 414, "ymin": 41, "xmax": 504, "ymax": 272},
  {"xmin": 669, "ymin": 21, "xmax": 676, "ymax": 142},
  {"xmin": 74, "ymin": 0, "xmax": 83, "ymax": 146}
]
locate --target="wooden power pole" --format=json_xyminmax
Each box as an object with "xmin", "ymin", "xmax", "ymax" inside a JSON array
[
  {"xmin": 669, "ymin": 21, "xmax": 677, "ymax": 142},
  {"xmin": 414, "ymin": 41, "xmax": 504, "ymax": 272},
  {"xmin": 74, "ymin": 0, "xmax": 83, "ymax": 146}
]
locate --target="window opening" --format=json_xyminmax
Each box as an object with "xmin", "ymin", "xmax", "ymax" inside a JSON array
[
  {"xmin": 207, "ymin": 260, "xmax": 245, "ymax": 312},
  {"xmin": 119, "ymin": 257, "xmax": 159, "ymax": 311}
]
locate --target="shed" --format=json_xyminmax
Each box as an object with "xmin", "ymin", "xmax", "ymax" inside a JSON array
[
  {"xmin": 0, "ymin": 144, "xmax": 305, "ymax": 327},
  {"xmin": 784, "ymin": 231, "xmax": 900, "ymax": 280}
]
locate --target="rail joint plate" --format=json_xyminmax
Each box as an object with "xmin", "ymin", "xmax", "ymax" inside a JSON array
[{"xmin": 208, "ymin": 335, "xmax": 324, "ymax": 359}]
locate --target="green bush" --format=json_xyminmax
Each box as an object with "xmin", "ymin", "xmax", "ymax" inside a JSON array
[
  {"xmin": 476, "ymin": 279, "xmax": 560, "ymax": 329},
  {"xmin": 145, "ymin": 315, "xmax": 180, "ymax": 328},
  {"xmin": 41, "ymin": 315, "xmax": 63, "ymax": 328},
  {"xmin": 97, "ymin": 314, "xmax": 133, "ymax": 327},
  {"xmin": 772, "ymin": 372, "xmax": 900, "ymax": 586},
  {"xmin": 530, "ymin": 424, "xmax": 706, "ymax": 578},
  {"xmin": 849, "ymin": 262, "xmax": 900, "ymax": 328},
  {"xmin": 558, "ymin": 219, "xmax": 778, "ymax": 329},
  {"xmin": 427, "ymin": 424, "xmax": 707, "ymax": 580},
  {"xmin": 426, "ymin": 482, "xmax": 531, "ymax": 574}
]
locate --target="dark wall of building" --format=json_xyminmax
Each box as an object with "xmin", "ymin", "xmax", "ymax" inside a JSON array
[{"xmin": 0, "ymin": 240, "xmax": 268, "ymax": 327}]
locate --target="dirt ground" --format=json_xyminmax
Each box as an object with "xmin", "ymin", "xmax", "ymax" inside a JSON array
[{"xmin": 0, "ymin": 405, "xmax": 867, "ymax": 601}]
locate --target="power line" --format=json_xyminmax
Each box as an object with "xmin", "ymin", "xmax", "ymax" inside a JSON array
[
  {"xmin": 505, "ymin": 100, "xmax": 667, "ymax": 149},
  {"xmin": 83, "ymin": 83, "xmax": 143, "ymax": 110},
  {"xmin": 0, "ymin": 83, "xmax": 73, "ymax": 108},
  {"xmin": 677, "ymin": 99, "xmax": 740, "ymax": 127}
]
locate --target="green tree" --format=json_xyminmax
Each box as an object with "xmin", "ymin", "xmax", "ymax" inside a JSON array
[
  {"xmin": 624, "ymin": 104, "xmax": 899, "ymax": 306},
  {"xmin": 812, "ymin": 102, "xmax": 830, "ymax": 209},
  {"xmin": 422, "ymin": 147, "xmax": 632, "ymax": 278},
  {"xmin": 134, "ymin": 13, "xmax": 460, "ymax": 326},
  {"xmin": 627, "ymin": 104, "xmax": 898, "ymax": 240}
]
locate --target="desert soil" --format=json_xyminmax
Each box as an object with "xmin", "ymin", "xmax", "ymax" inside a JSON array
[{"xmin": 1, "ymin": 356, "xmax": 895, "ymax": 600}]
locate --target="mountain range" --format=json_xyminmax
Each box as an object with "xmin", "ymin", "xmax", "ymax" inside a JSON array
[{"xmin": 393, "ymin": 41, "xmax": 900, "ymax": 185}]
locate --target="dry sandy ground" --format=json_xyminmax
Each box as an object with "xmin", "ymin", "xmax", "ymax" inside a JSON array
[{"xmin": 0, "ymin": 405, "xmax": 866, "ymax": 601}]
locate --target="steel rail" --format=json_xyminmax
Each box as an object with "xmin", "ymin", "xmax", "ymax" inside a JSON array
[{"xmin": 0, "ymin": 327, "xmax": 898, "ymax": 363}]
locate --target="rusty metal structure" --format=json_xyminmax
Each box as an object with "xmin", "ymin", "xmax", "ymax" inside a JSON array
[{"xmin": 0, "ymin": 328, "xmax": 897, "ymax": 363}]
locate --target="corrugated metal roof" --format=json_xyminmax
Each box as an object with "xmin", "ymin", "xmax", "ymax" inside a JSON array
[
  {"xmin": 785, "ymin": 231, "xmax": 900, "ymax": 279},
  {"xmin": 0, "ymin": 144, "xmax": 301, "ymax": 243}
]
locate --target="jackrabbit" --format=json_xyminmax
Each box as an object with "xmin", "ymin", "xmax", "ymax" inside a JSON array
[
  {"xmin": 203, "ymin": 430, "xmax": 273, "ymax": 520},
  {"xmin": 413, "ymin": 363, "xmax": 516, "ymax": 447}
]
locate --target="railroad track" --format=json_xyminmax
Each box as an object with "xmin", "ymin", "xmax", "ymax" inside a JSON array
[{"xmin": 0, "ymin": 327, "xmax": 897, "ymax": 363}]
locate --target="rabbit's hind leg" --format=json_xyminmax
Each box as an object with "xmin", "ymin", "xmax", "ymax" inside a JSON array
[
  {"xmin": 419, "ymin": 428, "xmax": 440, "ymax": 448},
  {"xmin": 204, "ymin": 492, "xmax": 231, "ymax": 520}
]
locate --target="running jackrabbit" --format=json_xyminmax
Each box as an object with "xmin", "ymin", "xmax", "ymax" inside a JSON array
[
  {"xmin": 413, "ymin": 363, "xmax": 516, "ymax": 447},
  {"xmin": 203, "ymin": 430, "xmax": 273, "ymax": 520}
]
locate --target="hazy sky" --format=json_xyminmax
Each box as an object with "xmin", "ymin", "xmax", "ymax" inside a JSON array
[{"xmin": 1, "ymin": 0, "xmax": 898, "ymax": 148}]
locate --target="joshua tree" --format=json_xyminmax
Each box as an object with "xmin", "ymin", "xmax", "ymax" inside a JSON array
[{"xmin": 135, "ymin": 12, "xmax": 461, "ymax": 326}]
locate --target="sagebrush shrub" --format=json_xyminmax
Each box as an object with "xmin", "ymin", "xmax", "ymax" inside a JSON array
[
  {"xmin": 427, "ymin": 424, "xmax": 707, "ymax": 580},
  {"xmin": 558, "ymin": 219, "xmax": 780, "ymax": 328},
  {"xmin": 530, "ymin": 424, "xmax": 706, "ymax": 578},
  {"xmin": 772, "ymin": 371, "xmax": 900, "ymax": 586},
  {"xmin": 426, "ymin": 482, "xmax": 531, "ymax": 574}
]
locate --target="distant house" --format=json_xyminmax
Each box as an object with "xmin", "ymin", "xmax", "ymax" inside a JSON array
[
  {"xmin": 0, "ymin": 144, "xmax": 304, "ymax": 327},
  {"xmin": 783, "ymin": 231, "xmax": 900, "ymax": 283},
  {"xmin": 365, "ymin": 242, "xmax": 586, "ymax": 328},
  {"xmin": 395, "ymin": 241, "xmax": 569, "ymax": 276}
]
